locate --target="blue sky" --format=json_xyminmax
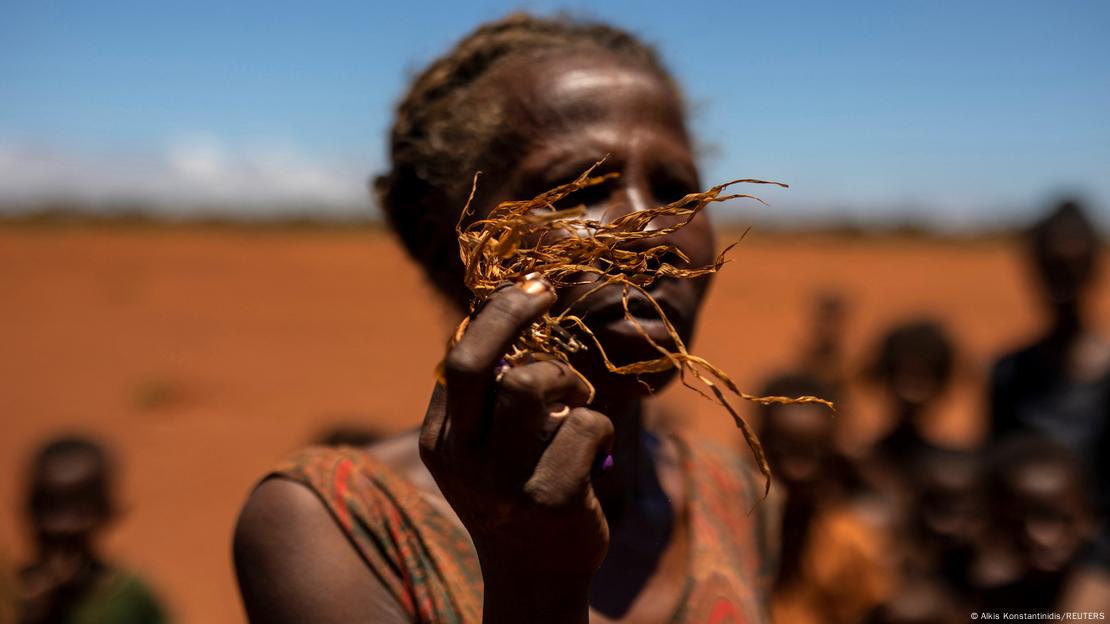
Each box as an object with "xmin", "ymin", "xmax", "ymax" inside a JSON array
[{"xmin": 1, "ymin": 0, "xmax": 1107, "ymax": 228}]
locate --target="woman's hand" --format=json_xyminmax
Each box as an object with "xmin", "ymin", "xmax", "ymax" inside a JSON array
[{"xmin": 419, "ymin": 277, "xmax": 614, "ymax": 623}]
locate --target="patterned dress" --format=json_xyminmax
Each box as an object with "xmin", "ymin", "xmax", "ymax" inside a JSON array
[{"xmin": 271, "ymin": 434, "xmax": 778, "ymax": 623}]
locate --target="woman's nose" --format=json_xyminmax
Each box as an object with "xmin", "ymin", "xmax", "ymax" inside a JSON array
[{"xmin": 604, "ymin": 182, "xmax": 661, "ymax": 231}]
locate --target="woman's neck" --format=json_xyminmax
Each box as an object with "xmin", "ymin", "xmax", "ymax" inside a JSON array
[
  {"xmin": 587, "ymin": 391, "xmax": 684, "ymax": 619},
  {"xmin": 589, "ymin": 392, "xmax": 648, "ymax": 515}
]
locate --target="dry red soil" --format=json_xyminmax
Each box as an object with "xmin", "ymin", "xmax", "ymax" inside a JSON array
[{"xmin": 2, "ymin": 225, "xmax": 1107, "ymax": 623}]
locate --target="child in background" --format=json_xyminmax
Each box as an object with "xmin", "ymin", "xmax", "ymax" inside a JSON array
[
  {"xmin": 905, "ymin": 448, "xmax": 986, "ymax": 597},
  {"xmin": 17, "ymin": 436, "xmax": 167, "ymax": 624},
  {"xmin": 976, "ymin": 435, "xmax": 1096, "ymax": 613},
  {"xmin": 990, "ymin": 199, "xmax": 1109, "ymax": 578},
  {"xmin": 868, "ymin": 319, "xmax": 957, "ymax": 471},
  {"xmin": 862, "ymin": 446, "xmax": 987, "ymax": 622},
  {"xmin": 758, "ymin": 372, "xmax": 898, "ymax": 624}
]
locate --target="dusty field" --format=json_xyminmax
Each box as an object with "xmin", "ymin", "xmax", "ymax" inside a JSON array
[{"xmin": 1, "ymin": 225, "xmax": 1107, "ymax": 623}]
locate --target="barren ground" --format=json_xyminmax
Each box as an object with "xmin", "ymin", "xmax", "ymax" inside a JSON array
[{"xmin": 2, "ymin": 225, "xmax": 1107, "ymax": 623}]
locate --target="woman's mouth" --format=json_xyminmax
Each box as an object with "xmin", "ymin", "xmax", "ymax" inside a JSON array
[{"xmin": 566, "ymin": 283, "xmax": 690, "ymax": 350}]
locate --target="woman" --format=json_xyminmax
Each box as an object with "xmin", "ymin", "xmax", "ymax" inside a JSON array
[{"xmin": 234, "ymin": 14, "xmax": 777, "ymax": 623}]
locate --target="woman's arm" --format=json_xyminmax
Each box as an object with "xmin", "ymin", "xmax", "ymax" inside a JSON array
[{"xmin": 233, "ymin": 478, "xmax": 409, "ymax": 624}]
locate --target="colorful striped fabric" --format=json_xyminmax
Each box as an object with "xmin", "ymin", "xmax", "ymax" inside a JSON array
[{"xmin": 272, "ymin": 434, "xmax": 777, "ymax": 623}]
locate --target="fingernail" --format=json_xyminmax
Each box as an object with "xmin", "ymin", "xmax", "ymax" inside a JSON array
[
  {"xmin": 542, "ymin": 403, "xmax": 570, "ymax": 435},
  {"xmin": 519, "ymin": 272, "xmax": 552, "ymax": 296},
  {"xmin": 521, "ymin": 279, "xmax": 548, "ymax": 295}
]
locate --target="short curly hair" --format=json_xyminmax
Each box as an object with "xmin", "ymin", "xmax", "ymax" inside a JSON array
[{"xmin": 373, "ymin": 13, "xmax": 680, "ymax": 308}]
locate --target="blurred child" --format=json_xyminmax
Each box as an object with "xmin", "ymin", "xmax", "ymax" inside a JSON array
[
  {"xmin": 990, "ymin": 199, "xmax": 1109, "ymax": 574},
  {"xmin": 977, "ymin": 435, "xmax": 1097, "ymax": 612},
  {"xmin": 18, "ymin": 436, "xmax": 167, "ymax": 624},
  {"xmin": 867, "ymin": 319, "xmax": 957, "ymax": 483},
  {"xmin": 851, "ymin": 448, "xmax": 985, "ymax": 624},
  {"xmin": 758, "ymin": 372, "xmax": 898, "ymax": 624},
  {"xmin": 903, "ymin": 447, "xmax": 986, "ymax": 607},
  {"xmin": 760, "ymin": 374, "xmax": 842, "ymax": 584}
]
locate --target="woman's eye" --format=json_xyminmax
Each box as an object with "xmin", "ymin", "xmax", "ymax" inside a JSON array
[
  {"xmin": 652, "ymin": 178, "xmax": 696, "ymax": 206},
  {"xmin": 552, "ymin": 180, "xmax": 613, "ymax": 211}
]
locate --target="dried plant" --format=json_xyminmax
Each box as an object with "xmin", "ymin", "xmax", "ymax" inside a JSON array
[{"xmin": 437, "ymin": 162, "xmax": 833, "ymax": 494}]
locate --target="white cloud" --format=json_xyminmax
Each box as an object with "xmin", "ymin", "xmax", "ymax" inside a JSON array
[
  {"xmin": 167, "ymin": 139, "xmax": 227, "ymax": 180},
  {"xmin": 1, "ymin": 138, "xmax": 1104, "ymax": 231},
  {"xmin": 0, "ymin": 137, "xmax": 375, "ymax": 218}
]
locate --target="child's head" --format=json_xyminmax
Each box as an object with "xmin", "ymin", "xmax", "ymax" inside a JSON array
[
  {"xmin": 757, "ymin": 372, "xmax": 837, "ymax": 495},
  {"xmin": 869, "ymin": 320, "xmax": 956, "ymax": 413},
  {"xmin": 987, "ymin": 435, "xmax": 1092, "ymax": 576},
  {"xmin": 1027, "ymin": 199, "xmax": 1100, "ymax": 312},
  {"xmin": 25, "ymin": 436, "xmax": 116, "ymax": 555},
  {"xmin": 910, "ymin": 447, "xmax": 985, "ymax": 554}
]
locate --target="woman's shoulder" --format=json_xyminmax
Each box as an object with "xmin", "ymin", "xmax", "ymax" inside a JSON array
[
  {"xmin": 276, "ymin": 430, "xmax": 417, "ymax": 482},
  {"xmin": 233, "ymin": 463, "xmax": 413, "ymax": 623},
  {"xmin": 234, "ymin": 430, "xmax": 481, "ymax": 623}
]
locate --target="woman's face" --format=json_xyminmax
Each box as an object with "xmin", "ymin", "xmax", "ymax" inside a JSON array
[{"xmin": 471, "ymin": 50, "xmax": 717, "ymax": 394}]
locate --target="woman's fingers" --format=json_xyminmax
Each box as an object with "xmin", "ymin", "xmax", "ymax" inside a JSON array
[
  {"xmin": 526, "ymin": 408, "xmax": 614, "ymax": 508},
  {"xmin": 487, "ymin": 361, "xmax": 592, "ymax": 477},
  {"xmin": 494, "ymin": 360, "xmax": 590, "ymax": 418},
  {"xmin": 418, "ymin": 383, "xmax": 449, "ymax": 469},
  {"xmin": 441, "ymin": 278, "xmax": 555, "ymax": 444}
]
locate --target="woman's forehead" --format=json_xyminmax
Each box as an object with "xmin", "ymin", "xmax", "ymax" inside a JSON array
[
  {"xmin": 483, "ymin": 50, "xmax": 687, "ymax": 140},
  {"xmin": 546, "ymin": 65, "xmax": 665, "ymax": 99}
]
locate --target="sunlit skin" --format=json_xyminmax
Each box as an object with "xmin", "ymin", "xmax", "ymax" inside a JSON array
[{"xmin": 235, "ymin": 49, "xmax": 725, "ymax": 624}]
